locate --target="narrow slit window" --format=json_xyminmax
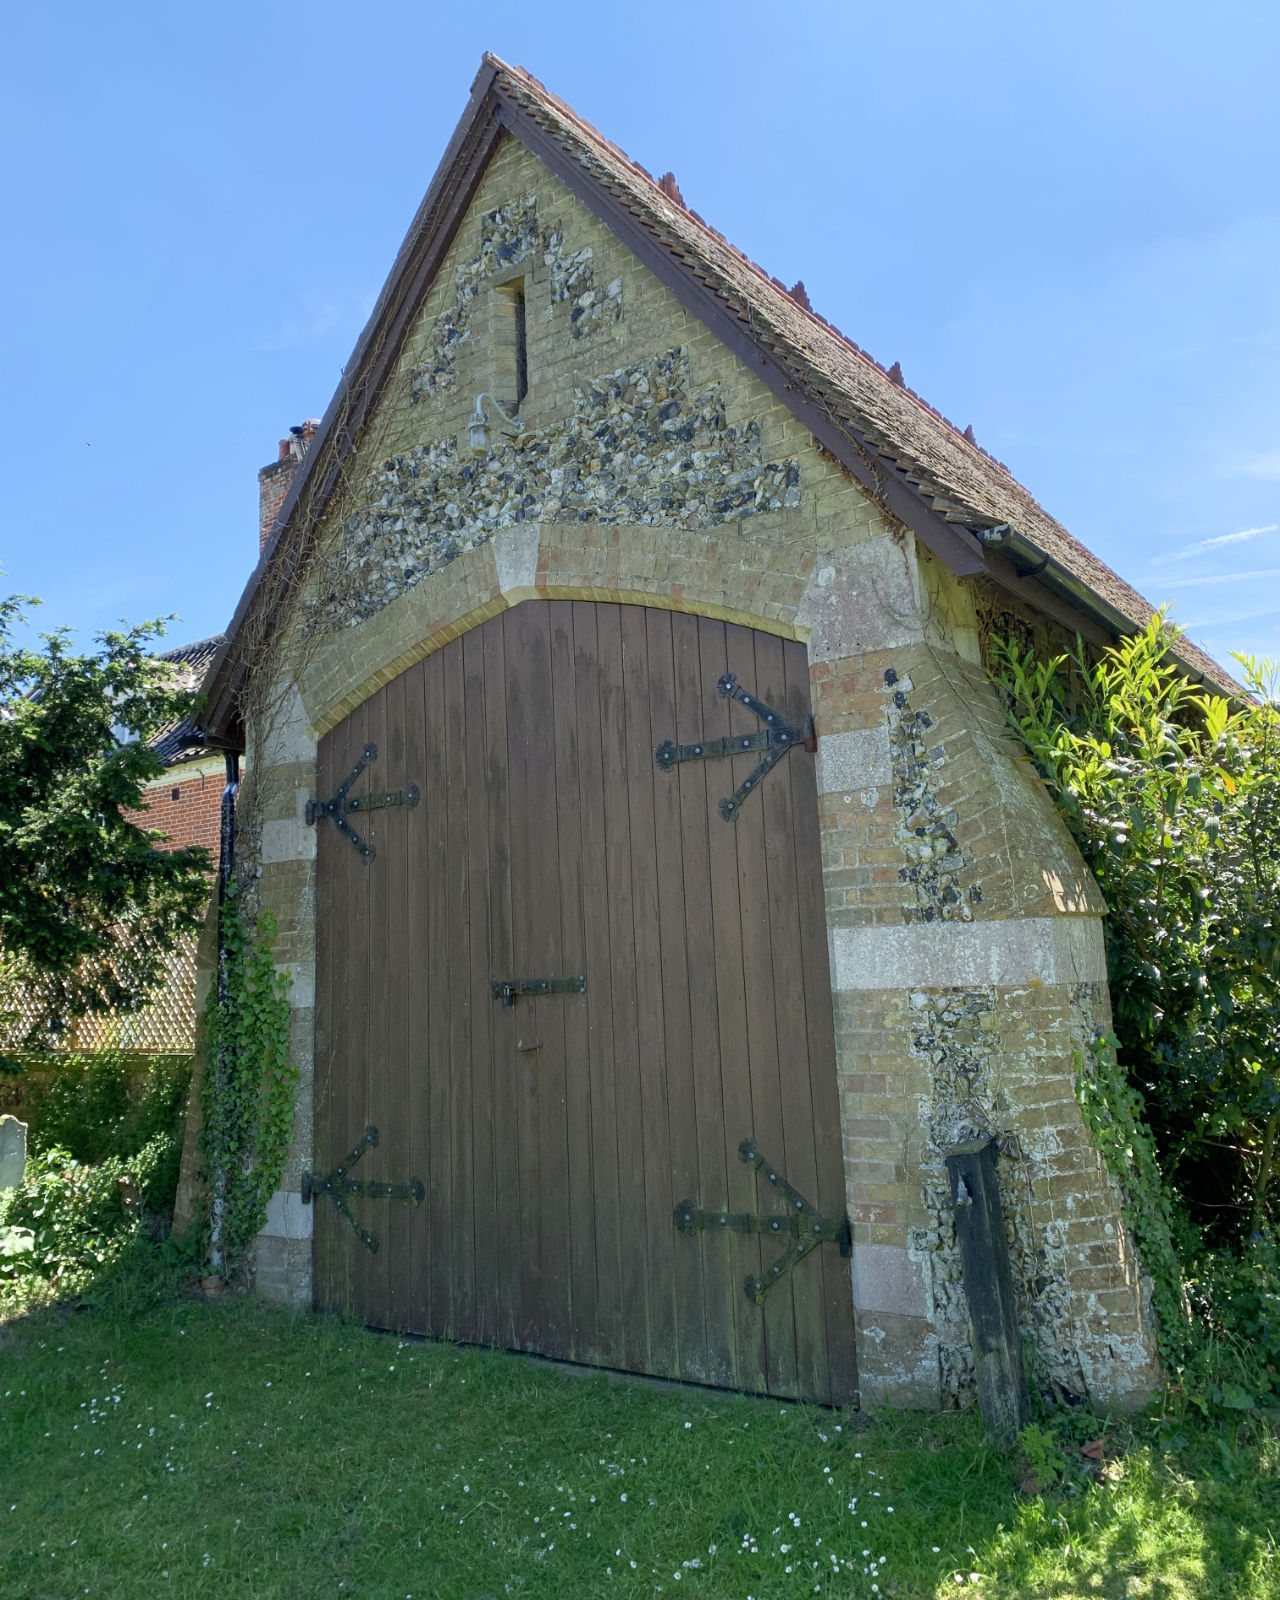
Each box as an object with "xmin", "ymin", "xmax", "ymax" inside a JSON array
[
  {"xmin": 493, "ymin": 279, "xmax": 528, "ymax": 414},
  {"xmin": 513, "ymin": 282, "xmax": 528, "ymax": 407}
]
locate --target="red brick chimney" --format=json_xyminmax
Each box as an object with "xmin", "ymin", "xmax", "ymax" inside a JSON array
[{"xmin": 258, "ymin": 419, "xmax": 320, "ymax": 554}]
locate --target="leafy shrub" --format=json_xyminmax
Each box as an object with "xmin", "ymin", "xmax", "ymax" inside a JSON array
[
  {"xmin": 0, "ymin": 1052, "xmax": 189, "ymax": 1315},
  {"xmin": 1180, "ymin": 1231, "xmax": 1280, "ymax": 1409},
  {"xmin": 993, "ymin": 619, "xmax": 1280, "ymax": 1242},
  {"xmin": 20, "ymin": 1050, "xmax": 190, "ymax": 1166},
  {"xmin": 0, "ymin": 1132, "xmax": 181, "ymax": 1308}
]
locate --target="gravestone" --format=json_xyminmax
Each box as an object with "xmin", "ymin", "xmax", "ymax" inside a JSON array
[{"xmin": 0, "ymin": 1115, "xmax": 27, "ymax": 1190}]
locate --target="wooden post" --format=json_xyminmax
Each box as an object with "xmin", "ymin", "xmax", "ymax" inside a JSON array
[{"xmin": 945, "ymin": 1136, "xmax": 1030, "ymax": 1443}]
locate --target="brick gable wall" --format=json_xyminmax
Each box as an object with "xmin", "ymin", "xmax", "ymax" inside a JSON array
[{"xmin": 124, "ymin": 757, "xmax": 225, "ymax": 861}]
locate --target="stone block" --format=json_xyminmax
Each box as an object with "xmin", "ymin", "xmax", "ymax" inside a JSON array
[
  {"xmin": 853, "ymin": 1309, "xmax": 940, "ymax": 1409},
  {"xmin": 828, "ymin": 916, "xmax": 1107, "ymax": 992},
  {"xmin": 850, "ymin": 1242, "xmax": 928, "ymax": 1318},
  {"xmin": 260, "ymin": 1188, "xmax": 314, "ymax": 1243},
  {"xmin": 796, "ymin": 538, "xmax": 923, "ymax": 663}
]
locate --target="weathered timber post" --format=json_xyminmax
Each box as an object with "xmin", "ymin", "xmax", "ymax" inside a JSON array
[{"xmin": 945, "ymin": 1136, "xmax": 1030, "ymax": 1442}]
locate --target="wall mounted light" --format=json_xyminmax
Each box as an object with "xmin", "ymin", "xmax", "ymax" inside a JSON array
[{"xmin": 469, "ymin": 393, "xmax": 525, "ymax": 458}]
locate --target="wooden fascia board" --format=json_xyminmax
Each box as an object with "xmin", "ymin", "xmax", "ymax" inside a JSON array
[
  {"xmin": 493, "ymin": 93, "xmax": 988, "ymax": 580},
  {"xmin": 200, "ymin": 67, "xmax": 505, "ymax": 738}
]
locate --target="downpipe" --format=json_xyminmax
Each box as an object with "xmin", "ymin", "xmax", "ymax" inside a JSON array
[{"xmin": 207, "ymin": 749, "xmax": 240, "ymax": 1276}]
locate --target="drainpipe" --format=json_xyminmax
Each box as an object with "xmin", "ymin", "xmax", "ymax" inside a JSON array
[
  {"xmin": 977, "ymin": 524, "xmax": 1133, "ymax": 637},
  {"xmin": 207, "ymin": 749, "xmax": 240, "ymax": 1277}
]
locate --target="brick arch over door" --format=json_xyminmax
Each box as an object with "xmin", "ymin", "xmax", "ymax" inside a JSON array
[{"xmin": 312, "ymin": 599, "xmax": 857, "ymax": 1404}]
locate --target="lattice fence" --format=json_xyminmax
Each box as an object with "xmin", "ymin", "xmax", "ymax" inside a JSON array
[{"xmin": 2, "ymin": 935, "xmax": 199, "ymax": 1055}]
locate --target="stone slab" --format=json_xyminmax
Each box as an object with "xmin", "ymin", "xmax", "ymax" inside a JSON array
[
  {"xmin": 261, "ymin": 817, "xmax": 317, "ymax": 865},
  {"xmin": 816, "ymin": 726, "xmax": 892, "ymax": 794},
  {"xmin": 492, "ymin": 522, "xmax": 541, "ymax": 600},
  {"xmin": 850, "ymin": 1242, "xmax": 928, "ymax": 1317},
  {"xmin": 260, "ymin": 1188, "xmax": 314, "ymax": 1242},
  {"xmin": 796, "ymin": 538, "xmax": 922, "ymax": 662},
  {"xmin": 829, "ymin": 915, "xmax": 1107, "ymax": 991}
]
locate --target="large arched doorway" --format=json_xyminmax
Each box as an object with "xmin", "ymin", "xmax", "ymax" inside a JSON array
[{"xmin": 312, "ymin": 601, "xmax": 857, "ymax": 1404}]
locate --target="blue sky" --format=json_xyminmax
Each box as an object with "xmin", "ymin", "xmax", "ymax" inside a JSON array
[{"xmin": 3, "ymin": 1, "xmax": 1279, "ymax": 672}]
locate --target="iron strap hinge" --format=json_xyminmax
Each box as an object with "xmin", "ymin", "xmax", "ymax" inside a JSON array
[
  {"xmin": 301, "ymin": 1124, "xmax": 424, "ymax": 1254},
  {"xmin": 674, "ymin": 1137, "xmax": 851, "ymax": 1304},
  {"xmin": 654, "ymin": 673, "xmax": 816, "ymax": 822},
  {"xmin": 492, "ymin": 976, "xmax": 587, "ymax": 1007},
  {"xmin": 304, "ymin": 742, "xmax": 420, "ymax": 864}
]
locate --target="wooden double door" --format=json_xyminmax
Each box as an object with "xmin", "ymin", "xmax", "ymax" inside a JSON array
[{"xmin": 313, "ymin": 601, "xmax": 857, "ymax": 1404}]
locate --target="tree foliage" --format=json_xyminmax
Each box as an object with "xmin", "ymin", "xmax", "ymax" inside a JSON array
[
  {"xmin": 993, "ymin": 617, "xmax": 1280, "ymax": 1239},
  {"xmin": 0, "ymin": 593, "xmax": 212, "ymax": 1038}
]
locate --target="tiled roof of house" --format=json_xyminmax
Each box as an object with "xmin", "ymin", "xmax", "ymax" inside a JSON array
[
  {"xmin": 152, "ymin": 635, "xmax": 225, "ymax": 766},
  {"xmin": 199, "ymin": 54, "xmax": 1236, "ymax": 731}
]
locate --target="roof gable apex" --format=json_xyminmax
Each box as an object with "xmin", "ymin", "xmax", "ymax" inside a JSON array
[{"xmin": 200, "ymin": 54, "xmax": 1236, "ymax": 735}]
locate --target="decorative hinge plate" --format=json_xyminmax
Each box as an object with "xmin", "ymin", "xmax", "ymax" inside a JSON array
[
  {"xmin": 304, "ymin": 743, "xmax": 420, "ymax": 864},
  {"xmin": 674, "ymin": 1137, "xmax": 851, "ymax": 1303},
  {"xmin": 654, "ymin": 673, "xmax": 816, "ymax": 821},
  {"xmin": 301, "ymin": 1125, "xmax": 424, "ymax": 1254},
  {"xmin": 492, "ymin": 976, "xmax": 587, "ymax": 1007}
]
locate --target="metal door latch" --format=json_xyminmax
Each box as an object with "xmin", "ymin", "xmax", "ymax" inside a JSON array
[
  {"xmin": 492, "ymin": 976, "xmax": 587, "ymax": 1007},
  {"xmin": 305, "ymin": 742, "xmax": 420, "ymax": 864},
  {"xmin": 301, "ymin": 1125, "xmax": 424, "ymax": 1254},
  {"xmin": 654, "ymin": 673, "xmax": 816, "ymax": 821},
  {"xmin": 674, "ymin": 1137, "xmax": 851, "ymax": 1304}
]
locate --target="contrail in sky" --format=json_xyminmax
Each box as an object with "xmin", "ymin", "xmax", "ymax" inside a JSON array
[{"xmin": 1151, "ymin": 524, "xmax": 1276, "ymax": 564}]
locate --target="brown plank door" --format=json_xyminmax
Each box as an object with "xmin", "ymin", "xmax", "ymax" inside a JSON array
[{"xmin": 312, "ymin": 601, "xmax": 858, "ymax": 1405}]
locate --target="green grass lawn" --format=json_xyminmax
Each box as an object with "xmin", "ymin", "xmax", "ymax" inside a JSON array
[{"xmin": 0, "ymin": 1292, "xmax": 1276, "ymax": 1600}]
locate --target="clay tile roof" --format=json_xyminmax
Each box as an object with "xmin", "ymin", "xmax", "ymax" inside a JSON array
[
  {"xmin": 152, "ymin": 635, "xmax": 225, "ymax": 766},
  {"xmin": 488, "ymin": 56, "xmax": 1235, "ymax": 695}
]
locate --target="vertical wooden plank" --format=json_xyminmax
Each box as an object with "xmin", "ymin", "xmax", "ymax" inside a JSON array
[
  {"xmin": 462, "ymin": 625, "xmax": 499, "ymax": 1349},
  {"xmin": 645, "ymin": 608, "xmax": 707, "ymax": 1383},
  {"xmin": 482, "ymin": 615, "xmax": 522, "ymax": 1347},
  {"xmin": 669, "ymin": 610, "xmax": 736, "ymax": 1389},
  {"xmin": 620, "ymin": 604, "xmax": 678, "ymax": 1378},
  {"xmin": 724, "ymin": 620, "xmax": 800, "ymax": 1397},
  {"xmin": 754, "ymin": 630, "xmax": 827, "ymax": 1400},
  {"xmin": 421, "ymin": 648, "xmax": 453, "ymax": 1337},
  {"xmin": 549, "ymin": 601, "xmax": 598, "ymax": 1362},
  {"xmin": 328, "ymin": 708, "xmax": 365, "ymax": 1321},
  {"xmin": 785, "ymin": 639, "xmax": 859, "ymax": 1403},
  {"xmin": 311, "ymin": 727, "xmax": 340, "ymax": 1313},
  {"xmin": 697, "ymin": 617, "xmax": 767, "ymax": 1395},
  {"xmin": 380, "ymin": 668, "xmax": 413, "ymax": 1333},
  {"xmin": 442, "ymin": 637, "xmax": 476, "ymax": 1339},
  {"xmin": 503, "ymin": 607, "xmax": 546, "ymax": 1348},
  {"xmin": 596, "ymin": 603, "xmax": 650, "ymax": 1376},
  {"xmin": 510, "ymin": 601, "xmax": 573, "ymax": 1358},
  {"xmin": 570, "ymin": 601, "xmax": 624, "ymax": 1370},
  {"xmin": 358, "ymin": 688, "xmax": 391, "ymax": 1329},
  {"xmin": 402, "ymin": 656, "xmax": 433, "ymax": 1338}
]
